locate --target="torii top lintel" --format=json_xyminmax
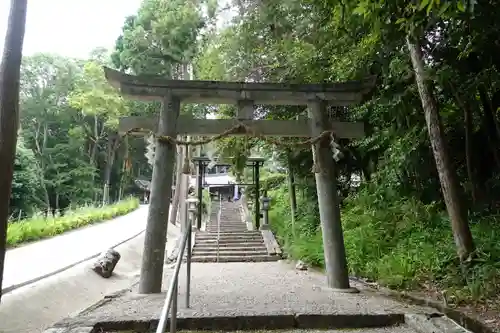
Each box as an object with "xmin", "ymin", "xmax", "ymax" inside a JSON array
[{"xmin": 103, "ymin": 67, "xmax": 375, "ymax": 106}]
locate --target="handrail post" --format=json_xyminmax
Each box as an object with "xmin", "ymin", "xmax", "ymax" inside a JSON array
[
  {"xmin": 185, "ymin": 197, "xmax": 198, "ymax": 309},
  {"xmin": 217, "ymin": 194, "xmax": 222, "ymax": 262},
  {"xmin": 156, "ymin": 220, "xmax": 192, "ymax": 333},
  {"xmin": 170, "ymin": 279, "xmax": 178, "ymax": 333},
  {"xmin": 186, "ymin": 222, "xmax": 192, "ymax": 308}
]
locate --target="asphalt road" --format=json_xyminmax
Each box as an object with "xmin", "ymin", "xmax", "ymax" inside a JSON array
[{"xmin": 0, "ymin": 204, "xmax": 181, "ymax": 333}]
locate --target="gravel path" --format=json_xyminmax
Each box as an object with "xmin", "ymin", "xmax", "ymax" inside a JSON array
[{"xmin": 61, "ymin": 261, "xmax": 433, "ymax": 327}]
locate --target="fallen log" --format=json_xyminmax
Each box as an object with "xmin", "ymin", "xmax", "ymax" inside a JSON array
[{"xmin": 92, "ymin": 249, "xmax": 121, "ymax": 278}]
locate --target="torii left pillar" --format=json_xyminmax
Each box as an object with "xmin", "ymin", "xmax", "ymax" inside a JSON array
[{"xmin": 139, "ymin": 92, "xmax": 180, "ymax": 294}]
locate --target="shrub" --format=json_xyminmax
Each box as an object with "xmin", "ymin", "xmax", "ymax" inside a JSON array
[
  {"xmin": 268, "ymin": 184, "xmax": 500, "ymax": 305},
  {"xmin": 245, "ymin": 173, "xmax": 287, "ymax": 199},
  {"xmin": 7, "ymin": 197, "xmax": 140, "ymax": 247},
  {"xmin": 201, "ymin": 188, "xmax": 211, "ymax": 215}
]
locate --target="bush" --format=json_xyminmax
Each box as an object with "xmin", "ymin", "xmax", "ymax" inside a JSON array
[
  {"xmin": 245, "ymin": 173, "xmax": 287, "ymax": 199},
  {"xmin": 268, "ymin": 185, "xmax": 500, "ymax": 305},
  {"xmin": 202, "ymin": 188, "xmax": 212, "ymax": 216},
  {"xmin": 7, "ymin": 197, "xmax": 140, "ymax": 247}
]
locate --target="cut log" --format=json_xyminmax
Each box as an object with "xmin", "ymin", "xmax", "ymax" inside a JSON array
[{"xmin": 92, "ymin": 249, "xmax": 121, "ymax": 278}]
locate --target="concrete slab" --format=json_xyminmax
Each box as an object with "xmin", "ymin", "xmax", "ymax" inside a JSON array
[{"xmin": 53, "ymin": 261, "xmax": 437, "ymax": 331}]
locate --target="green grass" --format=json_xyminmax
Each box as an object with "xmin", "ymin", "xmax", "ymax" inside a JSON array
[
  {"xmin": 7, "ymin": 197, "xmax": 140, "ymax": 247},
  {"xmin": 268, "ymin": 185, "xmax": 500, "ymax": 307}
]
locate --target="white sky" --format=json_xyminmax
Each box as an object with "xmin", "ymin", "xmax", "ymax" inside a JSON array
[
  {"xmin": 0, "ymin": 0, "xmax": 142, "ymax": 58},
  {"xmin": 0, "ymin": 0, "xmax": 236, "ymax": 59}
]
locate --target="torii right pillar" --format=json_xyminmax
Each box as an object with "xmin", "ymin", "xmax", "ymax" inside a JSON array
[{"xmin": 308, "ymin": 100, "xmax": 358, "ymax": 292}]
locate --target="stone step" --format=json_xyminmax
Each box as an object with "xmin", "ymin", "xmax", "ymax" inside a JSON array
[
  {"xmin": 206, "ymin": 224, "xmax": 247, "ymax": 228},
  {"xmin": 201, "ymin": 231, "xmax": 260, "ymax": 236},
  {"xmin": 195, "ymin": 241, "xmax": 265, "ymax": 247},
  {"xmin": 196, "ymin": 240, "xmax": 264, "ymax": 246},
  {"xmin": 194, "ymin": 242, "xmax": 266, "ymax": 251},
  {"xmin": 206, "ymin": 224, "xmax": 246, "ymax": 227},
  {"xmin": 196, "ymin": 239, "xmax": 264, "ymax": 245},
  {"xmin": 206, "ymin": 221, "xmax": 244, "ymax": 223},
  {"xmin": 191, "ymin": 255, "xmax": 279, "ymax": 263},
  {"xmin": 197, "ymin": 228, "xmax": 261, "ymax": 235},
  {"xmin": 197, "ymin": 231, "xmax": 261, "ymax": 235},
  {"xmin": 197, "ymin": 231, "xmax": 261, "ymax": 236},
  {"xmin": 206, "ymin": 228, "xmax": 247, "ymax": 231},
  {"xmin": 192, "ymin": 250, "xmax": 269, "ymax": 256},
  {"xmin": 206, "ymin": 229, "xmax": 248, "ymax": 233},
  {"xmin": 196, "ymin": 235, "xmax": 263, "ymax": 241}
]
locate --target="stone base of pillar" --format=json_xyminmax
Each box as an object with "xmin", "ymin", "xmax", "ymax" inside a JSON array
[{"xmin": 329, "ymin": 287, "xmax": 360, "ymax": 294}]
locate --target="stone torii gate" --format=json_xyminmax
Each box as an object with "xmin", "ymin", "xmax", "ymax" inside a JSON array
[{"xmin": 104, "ymin": 67, "xmax": 374, "ymax": 294}]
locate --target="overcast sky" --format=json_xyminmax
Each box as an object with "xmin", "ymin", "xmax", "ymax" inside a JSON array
[
  {"xmin": 0, "ymin": 0, "xmax": 142, "ymax": 58},
  {"xmin": 0, "ymin": 1, "xmax": 236, "ymax": 59}
]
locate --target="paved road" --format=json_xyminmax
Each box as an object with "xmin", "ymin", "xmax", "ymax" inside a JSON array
[
  {"xmin": 0, "ymin": 205, "xmax": 183, "ymax": 333},
  {"xmin": 3, "ymin": 205, "xmax": 150, "ymax": 292}
]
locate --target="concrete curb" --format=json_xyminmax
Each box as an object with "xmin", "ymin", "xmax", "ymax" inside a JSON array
[
  {"xmin": 2, "ymin": 228, "xmax": 146, "ymax": 295},
  {"xmin": 47, "ymin": 313, "xmax": 406, "ymax": 333},
  {"xmin": 405, "ymin": 313, "xmax": 473, "ymax": 333}
]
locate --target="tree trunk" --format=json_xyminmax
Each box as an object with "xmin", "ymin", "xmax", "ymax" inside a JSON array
[
  {"xmin": 33, "ymin": 122, "xmax": 51, "ymax": 212},
  {"xmin": 168, "ymin": 64, "xmax": 190, "ymax": 225},
  {"xmin": 169, "ymin": 142, "xmax": 184, "ymax": 225},
  {"xmin": 479, "ymin": 87, "xmax": 500, "ymax": 170},
  {"xmin": 103, "ymin": 136, "xmax": 118, "ymax": 205},
  {"xmin": 55, "ymin": 192, "xmax": 60, "ymax": 214},
  {"xmin": 407, "ymin": 35, "xmax": 475, "ymax": 261},
  {"xmin": 464, "ymin": 101, "xmax": 477, "ymax": 204},
  {"xmin": 450, "ymin": 83, "xmax": 478, "ymax": 204},
  {"xmin": 286, "ymin": 153, "xmax": 297, "ymax": 235},
  {"xmin": 0, "ymin": 0, "xmax": 28, "ymax": 303},
  {"xmin": 178, "ymin": 138, "xmax": 191, "ymax": 231}
]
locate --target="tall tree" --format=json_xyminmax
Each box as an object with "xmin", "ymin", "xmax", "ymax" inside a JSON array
[
  {"xmin": 68, "ymin": 61, "xmax": 129, "ymax": 204},
  {"xmin": 0, "ymin": 0, "xmax": 28, "ymax": 302}
]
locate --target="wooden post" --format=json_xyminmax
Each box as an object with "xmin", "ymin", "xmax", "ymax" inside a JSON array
[
  {"xmin": 308, "ymin": 100, "xmax": 355, "ymax": 291},
  {"xmin": 139, "ymin": 92, "xmax": 180, "ymax": 294}
]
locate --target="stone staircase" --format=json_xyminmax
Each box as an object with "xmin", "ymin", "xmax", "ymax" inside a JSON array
[{"xmin": 192, "ymin": 200, "xmax": 280, "ymax": 263}]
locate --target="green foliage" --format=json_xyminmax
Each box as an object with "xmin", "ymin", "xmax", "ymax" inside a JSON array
[
  {"xmin": 112, "ymin": 0, "xmax": 211, "ymax": 76},
  {"xmin": 68, "ymin": 61, "xmax": 128, "ymax": 127},
  {"xmin": 10, "ymin": 137, "xmax": 42, "ymax": 217},
  {"xmin": 201, "ymin": 188, "xmax": 211, "ymax": 215},
  {"xmin": 244, "ymin": 172, "xmax": 287, "ymax": 200},
  {"xmin": 269, "ymin": 184, "xmax": 500, "ymax": 305},
  {"xmin": 13, "ymin": 51, "xmax": 149, "ymax": 217},
  {"xmin": 6, "ymin": 198, "xmax": 139, "ymax": 247}
]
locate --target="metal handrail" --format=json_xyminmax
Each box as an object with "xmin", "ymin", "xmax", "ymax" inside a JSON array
[
  {"xmin": 216, "ymin": 194, "xmax": 222, "ymax": 262},
  {"xmin": 156, "ymin": 217, "xmax": 192, "ymax": 333}
]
